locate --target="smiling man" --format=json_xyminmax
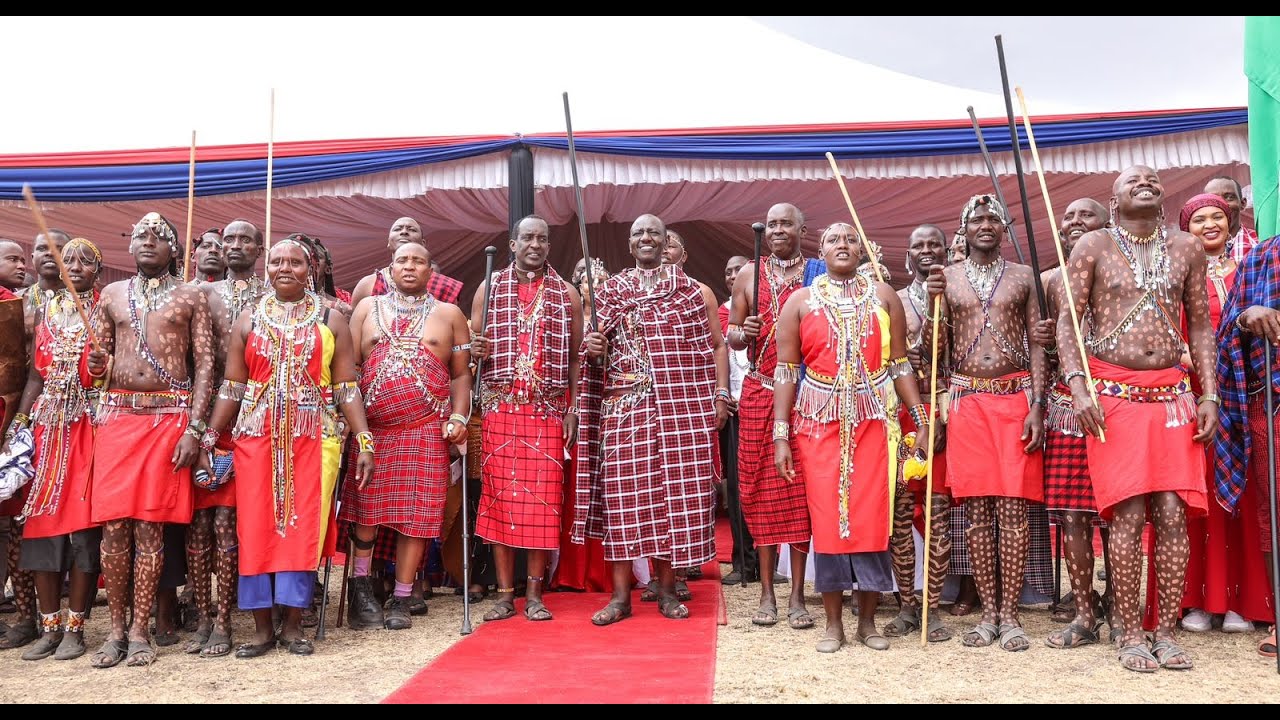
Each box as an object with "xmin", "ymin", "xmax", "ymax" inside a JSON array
[
  {"xmin": 1058, "ymin": 166, "xmax": 1217, "ymax": 673},
  {"xmin": 574, "ymin": 213, "xmax": 727, "ymax": 626},
  {"xmin": 925, "ymin": 195, "xmax": 1047, "ymax": 654}
]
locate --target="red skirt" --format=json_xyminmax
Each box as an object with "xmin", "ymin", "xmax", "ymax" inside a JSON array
[
  {"xmin": 738, "ymin": 376, "xmax": 810, "ymax": 545},
  {"xmin": 22, "ymin": 418, "xmax": 96, "ymax": 539},
  {"xmin": 91, "ymin": 411, "xmax": 193, "ymax": 525},
  {"xmin": 946, "ymin": 377, "xmax": 1044, "ymax": 502},
  {"xmin": 476, "ymin": 404, "xmax": 565, "ymax": 551},
  {"xmin": 1085, "ymin": 360, "xmax": 1206, "ymax": 520},
  {"xmin": 794, "ymin": 419, "xmax": 890, "ymax": 555}
]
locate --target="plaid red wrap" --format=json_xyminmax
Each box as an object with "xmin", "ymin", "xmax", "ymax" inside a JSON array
[
  {"xmin": 737, "ymin": 259, "xmax": 817, "ymax": 546},
  {"xmin": 480, "ymin": 266, "xmax": 572, "ymax": 405},
  {"xmin": 476, "ymin": 405, "xmax": 565, "ymax": 550},
  {"xmin": 339, "ymin": 326, "xmax": 451, "ymax": 539},
  {"xmin": 373, "ymin": 266, "xmax": 463, "ymax": 305},
  {"xmin": 572, "ymin": 267, "xmax": 717, "ymax": 568},
  {"xmin": 1043, "ymin": 430, "xmax": 1096, "ymax": 513}
]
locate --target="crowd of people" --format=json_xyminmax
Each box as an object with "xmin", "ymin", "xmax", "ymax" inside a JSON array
[{"xmin": 0, "ymin": 165, "xmax": 1276, "ymax": 676}]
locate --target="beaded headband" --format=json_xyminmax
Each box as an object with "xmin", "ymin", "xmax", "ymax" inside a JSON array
[
  {"xmin": 131, "ymin": 212, "xmax": 179, "ymax": 249},
  {"xmin": 64, "ymin": 237, "xmax": 102, "ymax": 264},
  {"xmin": 956, "ymin": 194, "xmax": 1008, "ymax": 246}
]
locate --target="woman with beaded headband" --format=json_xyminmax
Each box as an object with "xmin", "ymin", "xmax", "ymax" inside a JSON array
[
  {"xmin": 8, "ymin": 238, "xmax": 102, "ymax": 662},
  {"xmin": 1138, "ymin": 194, "xmax": 1271, "ymax": 638},
  {"xmin": 85, "ymin": 210, "xmax": 216, "ymax": 668},
  {"xmin": 203, "ymin": 238, "xmax": 375, "ymax": 657},
  {"xmin": 772, "ymin": 222, "xmax": 930, "ymax": 652},
  {"xmin": 340, "ymin": 242, "xmax": 471, "ymax": 631}
]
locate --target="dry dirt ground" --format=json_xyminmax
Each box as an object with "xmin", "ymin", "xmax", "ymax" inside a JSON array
[{"xmin": 1, "ymin": 565, "xmax": 1278, "ymax": 703}]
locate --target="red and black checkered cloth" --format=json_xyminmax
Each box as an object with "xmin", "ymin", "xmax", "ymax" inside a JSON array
[
  {"xmin": 737, "ymin": 265, "xmax": 810, "ymax": 546},
  {"xmin": 572, "ymin": 267, "xmax": 717, "ymax": 568},
  {"xmin": 339, "ymin": 326, "xmax": 451, "ymax": 539},
  {"xmin": 476, "ymin": 405, "xmax": 565, "ymax": 550},
  {"xmin": 480, "ymin": 266, "xmax": 572, "ymax": 399},
  {"xmin": 1043, "ymin": 430, "xmax": 1096, "ymax": 514}
]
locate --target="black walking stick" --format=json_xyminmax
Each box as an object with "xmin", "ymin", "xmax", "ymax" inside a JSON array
[
  {"xmin": 563, "ymin": 92, "xmax": 598, "ymax": 335},
  {"xmin": 749, "ymin": 222, "xmax": 765, "ymax": 370},
  {"xmin": 994, "ymin": 35, "xmax": 1047, "ymax": 319},
  {"xmin": 966, "ymin": 106, "xmax": 1026, "ymax": 265},
  {"xmin": 1266, "ymin": 341, "xmax": 1280, "ymax": 674},
  {"xmin": 461, "ymin": 245, "xmax": 498, "ymax": 636}
]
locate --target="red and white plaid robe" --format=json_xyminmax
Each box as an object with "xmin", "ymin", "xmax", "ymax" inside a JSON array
[{"xmin": 572, "ymin": 267, "xmax": 717, "ymax": 568}]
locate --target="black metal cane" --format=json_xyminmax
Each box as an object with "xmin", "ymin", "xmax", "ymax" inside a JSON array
[
  {"xmin": 1266, "ymin": 341, "xmax": 1279, "ymax": 674},
  {"xmin": 460, "ymin": 246, "xmax": 498, "ymax": 636}
]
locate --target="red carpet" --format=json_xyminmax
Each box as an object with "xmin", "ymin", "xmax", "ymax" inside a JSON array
[
  {"xmin": 715, "ymin": 514, "xmax": 733, "ymax": 563},
  {"xmin": 384, "ymin": 560, "xmax": 723, "ymax": 704}
]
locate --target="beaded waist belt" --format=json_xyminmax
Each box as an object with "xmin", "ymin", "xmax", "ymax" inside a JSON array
[
  {"xmin": 1092, "ymin": 375, "xmax": 1191, "ymax": 403},
  {"xmin": 802, "ymin": 367, "xmax": 888, "ymax": 387},
  {"xmin": 949, "ymin": 373, "xmax": 1030, "ymax": 396},
  {"xmin": 747, "ymin": 370, "xmax": 774, "ymax": 391},
  {"xmin": 100, "ymin": 389, "xmax": 191, "ymax": 414}
]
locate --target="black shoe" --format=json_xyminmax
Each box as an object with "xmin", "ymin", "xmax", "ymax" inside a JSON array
[
  {"xmin": 347, "ymin": 577, "xmax": 384, "ymax": 630},
  {"xmin": 722, "ymin": 570, "xmax": 744, "ymax": 585},
  {"xmin": 384, "ymin": 596, "xmax": 412, "ymax": 631}
]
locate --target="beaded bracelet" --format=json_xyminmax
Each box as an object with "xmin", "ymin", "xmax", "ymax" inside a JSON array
[
  {"xmin": 714, "ymin": 387, "xmax": 732, "ymax": 402},
  {"xmin": 907, "ymin": 404, "xmax": 930, "ymax": 429},
  {"xmin": 356, "ymin": 431, "xmax": 375, "ymax": 454},
  {"xmin": 217, "ymin": 380, "xmax": 247, "ymax": 402},
  {"xmin": 887, "ymin": 357, "xmax": 913, "ymax": 380},
  {"xmin": 11, "ymin": 412, "xmax": 30, "ymax": 429},
  {"xmin": 200, "ymin": 429, "xmax": 221, "ymax": 452},
  {"xmin": 1063, "ymin": 370, "xmax": 1086, "ymax": 385},
  {"xmin": 774, "ymin": 363, "xmax": 801, "ymax": 385}
]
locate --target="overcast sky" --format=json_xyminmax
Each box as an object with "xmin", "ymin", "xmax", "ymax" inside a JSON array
[{"xmin": 0, "ymin": 16, "xmax": 1247, "ymax": 155}]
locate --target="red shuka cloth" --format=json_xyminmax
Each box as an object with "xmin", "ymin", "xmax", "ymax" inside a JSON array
[
  {"xmin": 946, "ymin": 371, "xmax": 1044, "ymax": 502},
  {"xmin": 91, "ymin": 405, "xmax": 193, "ymax": 525},
  {"xmin": 21, "ymin": 321, "xmax": 96, "ymax": 539},
  {"xmin": 791, "ymin": 309, "xmax": 889, "ymax": 555},
  {"xmin": 1085, "ymin": 357, "xmax": 1207, "ymax": 520}
]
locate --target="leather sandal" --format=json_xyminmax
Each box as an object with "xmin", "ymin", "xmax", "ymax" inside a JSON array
[{"xmin": 591, "ymin": 602, "xmax": 632, "ymax": 627}]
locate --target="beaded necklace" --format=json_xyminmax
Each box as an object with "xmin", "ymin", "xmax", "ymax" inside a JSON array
[
  {"xmin": 955, "ymin": 257, "xmax": 1029, "ymax": 368},
  {"xmin": 906, "ymin": 280, "xmax": 927, "ymax": 349},
  {"xmin": 127, "ymin": 274, "xmax": 190, "ymax": 392},
  {"xmin": 1206, "ymin": 251, "xmax": 1233, "ymax": 307},
  {"xmin": 367, "ymin": 290, "xmax": 440, "ymax": 409},
  {"xmin": 22, "ymin": 289, "xmax": 97, "ymax": 521},
  {"xmin": 634, "ymin": 264, "xmax": 669, "ymax": 293},
  {"xmin": 255, "ymin": 290, "xmax": 324, "ymax": 535},
  {"xmin": 1089, "ymin": 227, "xmax": 1182, "ymax": 353},
  {"xmin": 807, "ymin": 273, "xmax": 882, "ymax": 539},
  {"xmin": 219, "ymin": 274, "xmax": 266, "ymax": 327}
]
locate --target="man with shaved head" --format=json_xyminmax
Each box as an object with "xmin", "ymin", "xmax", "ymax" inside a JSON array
[
  {"xmin": 0, "ymin": 238, "xmax": 30, "ymax": 649},
  {"xmin": 727, "ymin": 203, "xmax": 826, "ymax": 631},
  {"xmin": 1059, "ymin": 166, "xmax": 1217, "ymax": 672},
  {"xmin": 350, "ymin": 217, "xmax": 463, "ymax": 309},
  {"xmin": 575, "ymin": 213, "xmax": 727, "ymax": 625},
  {"xmin": 341, "ymin": 242, "xmax": 471, "ymax": 631}
]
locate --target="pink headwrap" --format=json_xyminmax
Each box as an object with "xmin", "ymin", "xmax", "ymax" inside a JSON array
[{"xmin": 1178, "ymin": 193, "xmax": 1230, "ymax": 232}]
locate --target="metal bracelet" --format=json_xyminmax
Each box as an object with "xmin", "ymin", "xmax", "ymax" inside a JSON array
[
  {"xmin": 887, "ymin": 357, "xmax": 913, "ymax": 380},
  {"xmin": 774, "ymin": 363, "xmax": 801, "ymax": 386},
  {"xmin": 333, "ymin": 381, "xmax": 362, "ymax": 406}
]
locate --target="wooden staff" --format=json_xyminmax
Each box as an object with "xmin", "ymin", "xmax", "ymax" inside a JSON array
[
  {"xmin": 965, "ymin": 106, "xmax": 1026, "ymax": 264},
  {"xmin": 1267, "ymin": 342, "xmax": 1280, "ymax": 675},
  {"xmin": 823, "ymin": 152, "xmax": 883, "ymax": 284},
  {"xmin": 182, "ymin": 130, "xmax": 197, "ymax": 281},
  {"xmin": 21, "ymin": 185, "xmax": 99, "ymax": 352},
  {"xmin": 562, "ymin": 92, "xmax": 597, "ymax": 333},
  {"xmin": 994, "ymin": 35, "xmax": 1047, "ymax": 318},
  {"xmin": 264, "ymin": 88, "xmax": 275, "ymax": 278},
  {"xmin": 749, "ymin": 222, "xmax": 764, "ymax": 370},
  {"xmin": 1014, "ymin": 87, "xmax": 1104, "ymax": 443},
  {"xmin": 920, "ymin": 295, "xmax": 941, "ymax": 648}
]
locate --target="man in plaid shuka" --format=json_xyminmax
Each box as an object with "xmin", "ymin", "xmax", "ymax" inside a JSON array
[{"xmin": 574, "ymin": 214, "xmax": 728, "ymax": 626}]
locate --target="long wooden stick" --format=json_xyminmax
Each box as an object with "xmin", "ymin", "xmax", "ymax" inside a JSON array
[
  {"xmin": 823, "ymin": 152, "xmax": 883, "ymax": 284},
  {"xmin": 1014, "ymin": 87, "xmax": 1104, "ymax": 443},
  {"xmin": 21, "ymin": 185, "xmax": 99, "ymax": 352},
  {"xmin": 264, "ymin": 89, "xmax": 275, "ymax": 278},
  {"xmin": 182, "ymin": 130, "xmax": 197, "ymax": 281},
  {"xmin": 920, "ymin": 295, "xmax": 941, "ymax": 648}
]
